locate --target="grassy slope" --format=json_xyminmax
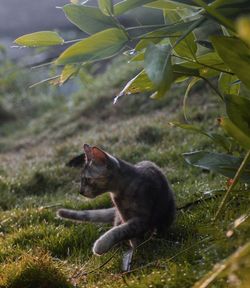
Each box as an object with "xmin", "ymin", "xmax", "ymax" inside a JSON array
[{"xmin": 0, "ymin": 57, "xmax": 249, "ymax": 288}]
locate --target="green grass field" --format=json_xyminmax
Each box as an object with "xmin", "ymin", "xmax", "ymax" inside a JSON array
[{"xmin": 0, "ymin": 56, "xmax": 249, "ymax": 288}]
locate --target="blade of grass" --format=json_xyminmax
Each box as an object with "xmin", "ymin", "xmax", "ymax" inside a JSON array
[{"xmin": 214, "ymin": 150, "xmax": 250, "ymax": 220}]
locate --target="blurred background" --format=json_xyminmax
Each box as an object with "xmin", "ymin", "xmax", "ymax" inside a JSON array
[{"xmin": 0, "ymin": 0, "xmax": 164, "ymax": 145}]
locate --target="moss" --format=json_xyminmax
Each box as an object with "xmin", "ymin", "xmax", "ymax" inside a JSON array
[{"xmin": 0, "ymin": 250, "xmax": 73, "ymax": 288}]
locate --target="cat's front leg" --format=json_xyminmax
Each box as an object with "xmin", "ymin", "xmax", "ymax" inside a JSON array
[{"xmin": 93, "ymin": 218, "xmax": 148, "ymax": 255}]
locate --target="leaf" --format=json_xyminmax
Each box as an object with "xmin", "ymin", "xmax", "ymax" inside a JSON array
[
  {"xmin": 170, "ymin": 122, "xmax": 231, "ymax": 151},
  {"xmin": 194, "ymin": 0, "xmax": 235, "ymax": 31},
  {"xmin": 219, "ymin": 117, "xmax": 250, "ymax": 150},
  {"xmin": 183, "ymin": 151, "xmax": 250, "ymax": 183},
  {"xmin": 164, "ymin": 10, "xmax": 197, "ymax": 59},
  {"xmin": 144, "ymin": 44, "xmax": 174, "ymax": 98},
  {"xmin": 146, "ymin": 0, "xmax": 193, "ymax": 9},
  {"xmin": 60, "ymin": 65, "xmax": 80, "ymax": 85},
  {"xmin": 172, "ymin": 64, "xmax": 200, "ymax": 80},
  {"xmin": 224, "ymin": 94, "xmax": 250, "ymax": 136},
  {"xmin": 63, "ymin": 4, "xmax": 117, "ymax": 34},
  {"xmin": 129, "ymin": 51, "xmax": 144, "ymax": 62},
  {"xmin": 236, "ymin": 16, "xmax": 250, "ymax": 46},
  {"xmin": 183, "ymin": 77, "xmax": 200, "ymax": 121},
  {"xmin": 218, "ymin": 73, "xmax": 240, "ymax": 96},
  {"xmin": 211, "ymin": 36, "xmax": 250, "ymax": 89},
  {"xmin": 178, "ymin": 51, "xmax": 228, "ymax": 78},
  {"xmin": 214, "ymin": 0, "xmax": 250, "ymax": 19},
  {"xmin": 56, "ymin": 28, "xmax": 128, "ymax": 65},
  {"xmin": 165, "ymin": 0, "xmax": 213, "ymax": 6},
  {"xmin": 14, "ymin": 31, "xmax": 64, "ymax": 47},
  {"xmin": 135, "ymin": 20, "xmax": 198, "ymax": 51},
  {"xmin": 114, "ymin": 70, "xmax": 155, "ymax": 103},
  {"xmin": 114, "ymin": 0, "xmax": 154, "ymax": 16},
  {"xmin": 98, "ymin": 0, "xmax": 114, "ymax": 15}
]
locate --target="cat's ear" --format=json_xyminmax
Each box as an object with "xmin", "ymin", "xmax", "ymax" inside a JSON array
[
  {"xmin": 92, "ymin": 146, "xmax": 120, "ymax": 168},
  {"xmin": 83, "ymin": 144, "xmax": 93, "ymax": 162},
  {"xmin": 92, "ymin": 147, "xmax": 107, "ymax": 165},
  {"xmin": 66, "ymin": 153, "xmax": 85, "ymax": 168}
]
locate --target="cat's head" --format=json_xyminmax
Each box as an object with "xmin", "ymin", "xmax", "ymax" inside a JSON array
[{"xmin": 67, "ymin": 144, "xmax": 120, "ymax": 198}]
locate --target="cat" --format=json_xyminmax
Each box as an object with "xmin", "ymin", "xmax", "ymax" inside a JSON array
[{"xmin": 58, "ymin": 144, "xmax": 176, "ymax": 256}]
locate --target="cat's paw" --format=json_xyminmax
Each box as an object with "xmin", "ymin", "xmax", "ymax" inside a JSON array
[{"xmin": 92, "ymin": 239, "xmax": 111, "ymax": 256}]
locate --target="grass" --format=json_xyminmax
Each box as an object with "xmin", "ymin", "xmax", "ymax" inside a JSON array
[{"xmin": 0, "ymin": 55, "xmax": 249, "ymax": 287}]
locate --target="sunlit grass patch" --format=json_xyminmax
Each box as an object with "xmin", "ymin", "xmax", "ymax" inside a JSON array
[
  {"xmin": 0, "ymin": 54, "xmax": 250, "ymax": 288},
  {"xmin": 0, "ymin": 250, "xmax": 73, "ymax": 288}
]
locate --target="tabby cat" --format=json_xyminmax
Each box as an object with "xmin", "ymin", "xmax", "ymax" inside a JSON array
[{"xmin": 58, "ymin": 144, "xmax": 176, "ymax": 256}]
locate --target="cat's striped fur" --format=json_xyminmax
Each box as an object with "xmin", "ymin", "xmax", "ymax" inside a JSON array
[{"xmin": 58, "ymin": 144, "xmax": 176, "ymax": 256}]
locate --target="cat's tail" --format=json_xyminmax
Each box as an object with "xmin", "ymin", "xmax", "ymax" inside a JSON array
[{"xmin": 57, "ymin": 207, "xmax": 115, "ymax": 223}]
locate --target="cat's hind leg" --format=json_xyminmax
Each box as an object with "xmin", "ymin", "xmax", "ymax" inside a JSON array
[{"xmin": 57, "ymin": 207, "xmax": 115, "ymax": 223}]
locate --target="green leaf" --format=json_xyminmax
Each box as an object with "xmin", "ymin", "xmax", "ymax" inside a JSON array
[
  {"xmin": 166, "ymin": 0, "xmax": 213, "ymax": 6},
  {"xmin": 60, "ymin": 65, "xmax": 80, "ymax": 85},
  {"xmin": 164, "ymin": 10, "xmax": 197, "ymax": 59},
  {"xmin": 63, "ymin": 4, "xmax": 117, "ymax": 34},
  {"xmin": 219, "ymin": 73, "xmax": 240, "ymax": 96},
  {"xmin": 183, "ymin": 77, "xmax": 200, "ymax": 120},
  {"xmin": 194, "ymin": 0, "xmax": 235, "ymax": 31},
  {"xmin": 170, "ymin": 122, "xmax": 231, "ymax": 151},
  {"xmin": 178, "ymin": 51, "xmax": 228, "ymax": 78},
  {"xmin": 211, "ymin": 36, "xmax": 250, "ymax": 89},
  {"xmin": 224, "ymin": 94, "xmax": 250, "ymax": 137},
  {"xmin": 172, "ymin": 65, "xmax": 200, "ymax": 80},
  {"xmin": 98, "ymin": 0, "xmax": 114, "ymax": 15},
  {"xmin": 220, "ymin": 117, "xmax": 250, "ymax": 150},
  {"xmin": 144, "ymin": 44, "xmax": 174, "ymax": 98},
  {"xmin": 116, "ymin": 63, "xmax": 199, "ymax": 101},
  {"xmin": 114, "ymin": 0, "xmax": 154, "ymax": 16},
  {"xmin": 135, "ymin": 20, "xmax": 198, "ymax": 51},
  {"xmin": 183, "ymin": 151, "xmax": 250, "ymax": 183},
  {"xmin": 114, "ymin": 70, "xmax": 155, "ymax": 103},
  {"xmin": 146, "ymin": 0, "xmax": 193, "ymax": 9},
  {"xmin": 14, "ymin": 31, "xmax": 64, "ymax": 47},
  {"xmin": 214, "ymin": 0, "xmax": 250, "ymax": 19},
  {"xmin": 236, "ymin": 16, "xmax": 250, "ymax": 46},
  {"xmin": 56, "ymin": 28, "xmax": 128, "ymax": 65}
]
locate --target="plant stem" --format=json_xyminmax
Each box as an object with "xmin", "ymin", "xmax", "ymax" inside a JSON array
[
  {"xmin": 125, "ymin": 24, "xmax": 176, "ymax": 31},
  {"xmin": 200, "ymin": 76, "xmax": 224, "ymax": 100},
  {"xmin": 64, "ymin": 38, "xmax": 84, "ymax": 44},
  {"xmin": 214, "ymin": 150, "xmax": 250, "ymax": 221}
]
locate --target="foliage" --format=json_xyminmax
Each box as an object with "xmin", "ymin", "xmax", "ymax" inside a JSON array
[
  {"xmin": 10, "ymin": 0, "xmax": 250, "ymax": 286},
  {"xmin": 14, "ymin": 0, "xmax": 250, "ymax": 211}
]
